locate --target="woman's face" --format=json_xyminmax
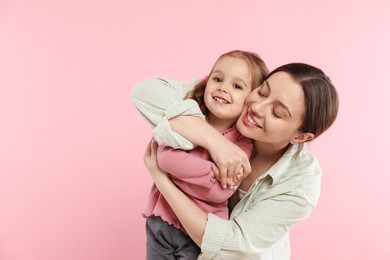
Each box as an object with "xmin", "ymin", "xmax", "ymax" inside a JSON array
[{"xmin": 236, "ymin": 71, "xmax": 308, "ymax": 146}]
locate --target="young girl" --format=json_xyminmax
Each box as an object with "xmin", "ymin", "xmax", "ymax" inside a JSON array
[{"xmin": 133, "ymin": 50, "xmax": 269, "ymax": 259}]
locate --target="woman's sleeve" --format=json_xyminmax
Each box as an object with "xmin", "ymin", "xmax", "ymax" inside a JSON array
[
  {"xmin": 130, "ymin": 77, "xmax": 205, "ymax": 150},
  {"xmin": 199, "ymin": 157, "xmax": 321, "ymax": 258},
  {"xmin": 199, "ymin": 194, "xmax": 314, "ymax": 258}
]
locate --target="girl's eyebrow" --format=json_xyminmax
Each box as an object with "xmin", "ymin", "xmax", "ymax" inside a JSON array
[
  {"xmin": 266, "ymin": 80, "xmax": 292, "ymax": 118},
  {"xmin": 236, "ymin": 77, "xmax": 249, "ymax": 89},
  {"xmin": 213, "ymin": 70, "xmax": 249, "ymax": 89}
]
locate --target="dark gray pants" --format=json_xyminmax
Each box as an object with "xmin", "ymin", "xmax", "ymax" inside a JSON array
[{"xmin": 146, "ymin": 216, "xmax": 201, "ymax": 260}]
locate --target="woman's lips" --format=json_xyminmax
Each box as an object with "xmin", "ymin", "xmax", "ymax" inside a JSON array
[{"xmin": 243, "ymin": 112, "xmax": 261, "ymax": 128}]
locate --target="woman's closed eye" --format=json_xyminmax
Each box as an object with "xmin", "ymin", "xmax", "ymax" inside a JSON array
[
  {"xmin": 273, "ymin": 106, "xmax": 290, "ymax": 119},
  {"xmin": 272, "ymin": 110, "xmax": 281, "ymax": 118},
  {"xmin": 257, "ymin": 89, "xmax": 267, "ymax": 98}
]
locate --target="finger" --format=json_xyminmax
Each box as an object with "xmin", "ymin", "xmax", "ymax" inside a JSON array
[
  {"xmin": 144, "ymin": 140, "xmax": 152, "ymax": 157},
  {"xmin": 233, "ymin": 175, "xmax": 239, "ymax": 184},
  {"xmin": 143, "ymin": 141, "xmax": 153, "ymax": 166},
  {"xmin": 150, "ymin": 139, "xmax": 158, "ymax": 155},
  {"xmin": 233, "ymin": 173, "xmax": 241, "ymax": 183},
  {"xmin": 233, "ymin": 164, "xmax": 242, "ymax": 178},
  {"xmin": 226, "ymin": 167, "xmax": 234, "ymax": 189},
  {"xmin": 225, "ymin": 177, "xmax": 235, "ymax": 190},
  {"xmin": 219, "ymin": 166, "xmax": 227, "ymax": 189},
  {"xmin": 236, "ymin": 166, "xmax": 244, "ymax": 181},
  {"xmin": 241, "ymin": 159, "xmax": 251, "ymax": 176},
  {"xmin": 213, "ymin": 167, "xmax": 220, "ymax": 181}
]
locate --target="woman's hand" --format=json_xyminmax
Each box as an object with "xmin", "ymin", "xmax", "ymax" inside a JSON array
[{"xmin": 143, "ymin": 139, "xmax": 170, "ymax": 181}]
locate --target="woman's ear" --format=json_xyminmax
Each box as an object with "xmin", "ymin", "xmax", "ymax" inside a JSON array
[{"xmin": 290, "ymin": 132, "xmax": 314, "ymax": 144}]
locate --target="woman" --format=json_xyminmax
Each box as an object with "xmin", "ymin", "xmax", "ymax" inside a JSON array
[{"xmin": 132, "ymin": 63, "xmax": 339, "ymax": 259}]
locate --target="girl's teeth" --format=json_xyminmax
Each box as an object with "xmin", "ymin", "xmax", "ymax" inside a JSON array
[{"xmin": 214, "ymin": 97, "xmax": 228, "ymax": 104}]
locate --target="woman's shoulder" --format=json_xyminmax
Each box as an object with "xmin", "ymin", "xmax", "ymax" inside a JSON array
[
  {"xmin": 297, "ymin": 144, "xmax": 321, "ymax": 172},
  {"xmin": 276, "ymin": 144, "xmax": 322, "ymax": 206},
  {"xmin": 284, "ymin": 144, "xmax": 320, "ymax": 169},
  {"xmin": 265, "ymin": 144, "xmax": 320, "ymax": 186},
  {"xmin": 275, "ymin": 144, "xmax": 322, "ymax": 186}
]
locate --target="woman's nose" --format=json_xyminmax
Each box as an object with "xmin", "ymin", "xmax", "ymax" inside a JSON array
[{"xmin": 251, "ymin": 102, "xmax": 266, "ymax": 118}]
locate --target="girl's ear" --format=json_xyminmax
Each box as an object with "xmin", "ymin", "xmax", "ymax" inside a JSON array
[{"xmin": 290, "ymin": 132, "xmax": 315, "ymax": 144}]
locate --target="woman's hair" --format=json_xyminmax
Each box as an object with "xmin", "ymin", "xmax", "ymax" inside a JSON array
[
  {"xmin": 186, "ymin": 50, "xmax": 269, "ymax": 115},
  {"xmin": 269, "ymin": 63, "xmax": 339, "ymax": 140}
]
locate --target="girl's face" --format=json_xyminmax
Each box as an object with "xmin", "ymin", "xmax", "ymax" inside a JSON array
[
  {"xmin": 204, "ymin": 56, "xmax": 252, "ymax": 126},
  {"xmin": 236, "ymin": 71, "xmax": 310, "ymax": 146}
]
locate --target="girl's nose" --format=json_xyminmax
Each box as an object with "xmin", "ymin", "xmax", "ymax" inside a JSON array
[{"xmin": 218, "ymin": 86, "xmax": 228, "ymax": 93}]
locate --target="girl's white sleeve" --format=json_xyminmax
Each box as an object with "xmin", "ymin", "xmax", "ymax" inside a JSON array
[{"xmin": 130, "ymin": 77, "xmax": 205, "ymax": 150}]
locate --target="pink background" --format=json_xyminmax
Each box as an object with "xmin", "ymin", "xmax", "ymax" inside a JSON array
[{"xmin": 1, "ymin": 0, "xmax": 389, "ymax": 259}]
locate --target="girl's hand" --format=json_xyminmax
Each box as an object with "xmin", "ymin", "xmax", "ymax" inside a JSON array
[
  {"xmin": 213, "ymin": 166, "xmax": 245, "ymax": 190},
  {"xmin": 168, "ymin": 116, "xmax": 251, "ymax": 189},
  {"xmin": 208, "ymin": 139, "xmax": 251, "ymax": 189},
  {"xmin": 143, "ymin": 139, "xmax": 169, "ymax": 181}
]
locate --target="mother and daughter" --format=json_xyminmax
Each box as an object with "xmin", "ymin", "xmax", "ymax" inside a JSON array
[{"xmin": 131, "ymin": 50, "xmax": 339, "ymax": 259}]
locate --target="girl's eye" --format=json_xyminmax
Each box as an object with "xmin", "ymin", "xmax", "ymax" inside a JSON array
[
  {"xmin": 233, "ymin": 84, "xmax": 243, "ymax": 90},
  {"xmin": 213, "ymin": 77, "xmax": 222, "ymax": 82}
]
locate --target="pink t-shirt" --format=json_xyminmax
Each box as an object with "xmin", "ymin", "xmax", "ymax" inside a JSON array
[{"xmin": 142, "ymin": 126, "xmax": 253, "ymax": 232}]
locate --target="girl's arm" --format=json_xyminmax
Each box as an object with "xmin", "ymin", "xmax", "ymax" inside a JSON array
[
  {"xmin": 158, "ymin": 129, "xmax": 253, "ymax": 189},
  {"xmin": 169, "ymin": 116, "xmax": 251, "ymax": 188},
  {"xmin": 132, "ymin": 77, "xmax": 251, "ymax": 187},
  {"xmin": 131, "ymin": 77, "xmax": 204, "ymax": 150},
  {"xmin": 157, "ymin": 145, "xmax": 221, "ymax": 190}
]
